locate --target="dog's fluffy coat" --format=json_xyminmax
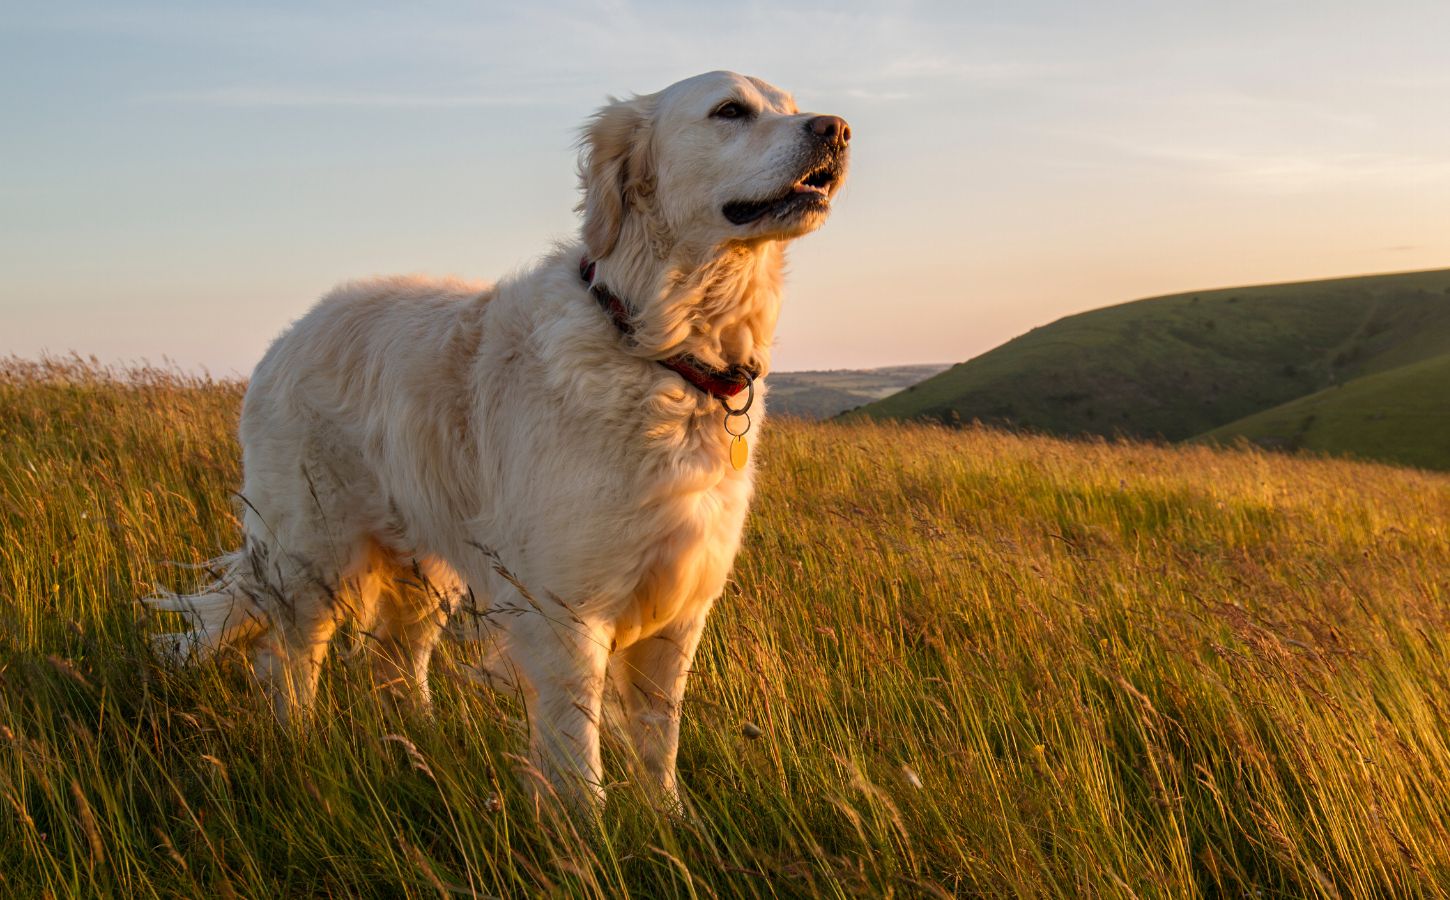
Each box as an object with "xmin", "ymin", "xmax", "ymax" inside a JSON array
[{"xmin": 151, "ymin": 71, "xmax": 849, "ymax": 807}]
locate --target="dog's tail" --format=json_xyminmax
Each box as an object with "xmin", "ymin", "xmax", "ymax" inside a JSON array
[{"xmin": 144, "ymin": 547, "xmax": 271, "ymax": 663}]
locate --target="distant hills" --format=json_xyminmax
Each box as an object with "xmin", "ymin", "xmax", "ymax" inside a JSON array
[
  {"xmin": 849, "ymin": 268, "xmax": 1450, "ymax": 469},
  {"xmin": 768, "ymin": 364, "xmax": 948, "ymax": 419},
  {"xmin": 1198, "ymin": 351, "xmax": 1450, "ymax": 471}
]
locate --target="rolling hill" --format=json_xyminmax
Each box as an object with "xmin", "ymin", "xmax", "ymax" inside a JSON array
[
  {"xmin": 851, "ymin": 267, "xmax": 1450, "ymax": 467},
  {"xmin": 1199, "ymin": 349, "xmax": 1450, "ymax": 470}
]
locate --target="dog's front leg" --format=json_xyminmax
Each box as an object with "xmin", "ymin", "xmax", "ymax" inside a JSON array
[
  {"xmin": 507, "ymin": 615, "xmax": 612, "ymax": 811},
  {"xmin": 610, "ymin": 606, "xmax": 711, "ymax": 807}
]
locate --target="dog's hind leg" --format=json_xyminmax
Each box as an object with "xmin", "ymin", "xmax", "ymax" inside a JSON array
[
  {"xmin": 248, "ymin": 595, "xmax": 341, "ymax": 720},
  {"xmin": 363, "ymin": 555, "xmax": 464, "ymax": 709},
  {"xmin": 241, "ymin": 504, "xmax": 379, "ymax": 722}
]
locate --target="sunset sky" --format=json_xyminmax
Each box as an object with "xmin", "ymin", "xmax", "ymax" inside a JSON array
[{"xmin": 4, "ymin": 1, "xmax": 1450, "ymax": 375}]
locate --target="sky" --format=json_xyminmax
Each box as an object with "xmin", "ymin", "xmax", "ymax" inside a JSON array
[{"xmin": 4, "ymin": 1, "xmax": 1450, "ymax": 375}]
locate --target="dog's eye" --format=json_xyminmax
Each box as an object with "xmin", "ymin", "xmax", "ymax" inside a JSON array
[{"xmin": 711, "ymin": 101, "xmax": 751, "ymax": 120}]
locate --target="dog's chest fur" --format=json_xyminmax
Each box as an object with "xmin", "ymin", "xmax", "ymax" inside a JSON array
[
  {"xmin": 452, "ymin": 255, "xmax": 762, "ymax": 649},
  {"xmin": 601, "ymin": 436, "xmax": 753, "ymax": 647}
]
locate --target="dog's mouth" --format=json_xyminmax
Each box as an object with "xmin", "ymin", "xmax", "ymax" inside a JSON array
[{"xmin": 722, "ymin": 156, "xmax": 845, "ymax": 226}]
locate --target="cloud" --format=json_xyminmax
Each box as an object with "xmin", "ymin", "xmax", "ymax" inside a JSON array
[
  {"xmin": 1135, "ymin": 146, "xmax": 1450, "ymax": 193},
  {"xmin": 879, "ymin": 55, "xmax": 1062, "ymax": 84},
  {"xmin": 840, "ymin": 88, "xmax": 915, "ymax": 102},
  {"xmin": 133, "ymin": 88, "xmax": 538, "ymax": 109},
  {"xmin": 1057, "ymin": 114, "xmax": 1450, "ymax": 194}
]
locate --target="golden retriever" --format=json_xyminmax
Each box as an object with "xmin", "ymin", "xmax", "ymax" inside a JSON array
[{"xmin": 151, "ymin": 70, "xmax": 850, "ymax": 808}]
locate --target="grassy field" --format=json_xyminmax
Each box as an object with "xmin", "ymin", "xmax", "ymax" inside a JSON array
[
  {"xmin": 3, "ymin": 359, "xmax": 1450, "ymax": 897},
  {"xmin": 852, "ymin": 268, "xmax": 1450, "ymax": 464}
]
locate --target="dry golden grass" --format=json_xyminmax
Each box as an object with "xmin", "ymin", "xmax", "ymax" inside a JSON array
[{"xmin": 2, "ymin": 358, "xmax": 1448, "ymax": 897}]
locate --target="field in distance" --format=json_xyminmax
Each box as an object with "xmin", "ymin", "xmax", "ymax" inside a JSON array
[
  {"xmin": 2, "ymin": 359, "xmax": 1448, "ymax": 897},
  {"xmin": 767, "ymin": 363, "xmax": 949, "ymax": 419}
]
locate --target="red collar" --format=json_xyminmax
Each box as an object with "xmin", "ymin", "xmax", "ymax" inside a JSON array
[{"xmin": 580, "ymin": 257, "xmax": 757, "ymax": 406}]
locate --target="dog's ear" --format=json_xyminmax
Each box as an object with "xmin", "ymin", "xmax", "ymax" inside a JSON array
[{"xmin": 578, "ymin": 95, "xmax": 656, "ymax": 259}]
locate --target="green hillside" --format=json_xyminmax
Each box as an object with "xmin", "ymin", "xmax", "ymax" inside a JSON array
[
  {"xmin": 1200, "ymin": 350, "xmax": 1450, "ymax": 470},
  {"xmin": 852, "ymin": 268, "xmax": 1450, "ymax": 443}
]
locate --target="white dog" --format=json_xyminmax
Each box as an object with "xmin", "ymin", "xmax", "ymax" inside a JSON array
[{"xmin": 151, "ymin": 71, "xmax": 850, "ymax": 808}]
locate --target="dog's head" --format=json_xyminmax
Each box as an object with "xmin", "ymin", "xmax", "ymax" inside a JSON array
[{"xmin": 579, "ymin": 71, "xmax": 850, "ymax": 259}]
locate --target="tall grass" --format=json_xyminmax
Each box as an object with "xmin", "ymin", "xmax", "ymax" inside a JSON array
[{"xmin": 2, "ymin": 358, "xmax": 1448, "ymax": 897}]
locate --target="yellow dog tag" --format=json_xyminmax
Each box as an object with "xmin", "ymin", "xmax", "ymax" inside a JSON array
[
  {"xmin": 730, "ymin": 434, "xmax": 749, "ymax": 470},
  {"xmin": 721, "ymin": 379, "xmax": 754, "ymax": 471}
]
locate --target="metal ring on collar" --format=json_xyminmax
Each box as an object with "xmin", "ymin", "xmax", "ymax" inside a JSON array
[
  {"xmin": 723, "ymin": 410, "xmax": 751, "ymax": 438},
  {"xmin": 721, "ymin": 377, "xmax": 754, "ymax": 417}
]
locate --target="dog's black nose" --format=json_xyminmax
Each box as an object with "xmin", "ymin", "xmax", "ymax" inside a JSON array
[{"xmin": 807, "ymin": 115, "xmax": 851, "ymax": 147}]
